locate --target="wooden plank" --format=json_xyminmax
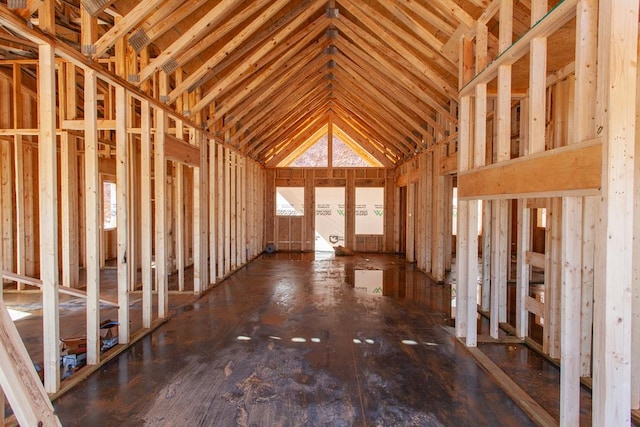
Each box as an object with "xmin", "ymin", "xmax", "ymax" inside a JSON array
[
  {"xmin": 84, "ymin": 68, "xmax": 101, "ymax": 365},
  {"xmin": 165, "ymin": 134, "xmax": 200, "ymax": 167},
  {"xmin": 525, "ymin": 296, "xmax": 544, "ymax": 318},
  {"xmin": 592, "ymin": 0, "xmax": 638, "ymax": 424},
  {"xmin": 0, "ymin": 299, "xmax": 61, "ymax": 426},
  {"xmin": 456, "ymin": 95, "xmax": 470, "ymax": 341},
  {"xmin": 61, "ymin": 119, "xmax": 116, "ymax": 130},
  {"xmin": 458, "ymin": 140, "xmax": 602, "ymax": 199},
  {"xmin": 467, "ymin": 347, "xmax": 557, "ymax": 427},
  {"xmin": 1, "ymin": 271, "xmax": 117, "ymax": 307},
  {"xmin": 38, "ymin": 43, "xmax": 60, "ymax": 393},
  {"xmin": 140, "ymin": 100, "xmax": 152, "ymax": 328},
  {"xmin": 115, "ymin": 85, "xmax": 129, "ymax": 344}
]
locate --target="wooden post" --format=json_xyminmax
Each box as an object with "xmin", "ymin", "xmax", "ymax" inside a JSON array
[
  {"xmin": 140, "ymin": 100, "xmax": 152, "ymax": 328},
  {"xmin": 38, "ymin": 43, "xmax": 60, "ymax": 393},
  {"xmin": 84, "ymin": 68, "xmax": 101, "ymax": 365},
  {"xmin": 593, "ymin": 0, "xmax": 638, "ymax": 424},
  {"xmin": 115, "ymin": 85, "xmax": 129, "ymax": 343}
]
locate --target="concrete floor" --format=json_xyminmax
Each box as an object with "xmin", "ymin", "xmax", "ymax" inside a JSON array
[{"xmin": 48, "ymin": 252, "xmax": 539, "ymax": 426}]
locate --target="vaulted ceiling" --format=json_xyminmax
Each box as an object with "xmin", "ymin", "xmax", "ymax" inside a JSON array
[{"xmin": 0, "ymin": 0, "xmax": 543, "ymax": 166}]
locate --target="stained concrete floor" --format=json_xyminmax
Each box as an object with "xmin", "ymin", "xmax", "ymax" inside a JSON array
[{"xmin": 51, "ymin": 252, "xmax": 538, "ymax": 426}]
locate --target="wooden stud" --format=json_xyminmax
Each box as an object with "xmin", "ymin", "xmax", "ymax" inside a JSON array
[
  {"xmin": 209, "ymin": 139, "xmax": 216, "ymax": 282},
  {"xmin": 60, "ymin": 63, "xmax": 79, "ymax": 289},
  {"xmin": 174, "ymin": 109, "xmax": 185, "ymax": 291},
  {"xmin": 38, "ymin": 43, "xmax": 60, "ymax": 393},
  {"xmin": 560, "ymin": 196, "xmax": 582, "ymax": 426},
  {"xmin": 406, "ymin": 182, "xmax": 415, "ymax": 262},
  {"xmin": 84, "ymin": 68, "xmax": 101, "ymax": 365},
  {"xmin": 592, "ymin": 1, "xmax": 638, "ymax": 424},
  {"xmin": 115, "ymin": 85, "xmax": 129, "ymax": 343},
  {"xmin": 241, "ymin": 156, "xmax": 247, "ymax": 264},
  {"xmin": 456, "ymin": 95, "xmax": 471, "ymax": 341},
  {"xmin": 224, "ymin": 147, "xmax": 231, "ymax": 275},
  {"xmin": 140, "ymin": 100, "xmax": 152, "ymax": 328},
  {"xmin": 1, "ymin": 140, "xmax": 12, "ymax": 277},
  {"xmin": 217, "ymin": 144, "xmax": 224, "ymax": 279},
  {"xmin": 14, "ymin": 135, "xmax": 26, "ymax": 285},
  {"xmin": 155, "ymin": 78, "xmax": 168, "ymax": 318}
]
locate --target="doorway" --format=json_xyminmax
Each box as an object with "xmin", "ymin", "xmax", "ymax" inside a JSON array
[{"xmin": 315, "ymin": 187, "xmax": 345, "ymax": 251}]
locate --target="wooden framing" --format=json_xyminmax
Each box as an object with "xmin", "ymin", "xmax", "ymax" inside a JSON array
[{"xmin": 0, "ymin": 1, "xmax": 639, "ymax": 425}]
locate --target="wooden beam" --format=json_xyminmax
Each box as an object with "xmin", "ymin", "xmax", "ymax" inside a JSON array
[
  {"xmin": 341, "ymin": 0, "xmax": 457, "ymax": 100},
  {"xmin": 334, "ymin": 16, "xmax": 456, "ymax": 124},
  {"xmin": 189, "ymin": 0, "xmax": 326, "ymax": 113},
  {"xmin": 165, "ymin": 134, "xmax": 200, "ymax": 167},
  {"xmin": 92, "ymin": 0, "xmax": 165, "ymax": 58},
  {"xmin": 137, "ymin": 0, "xmax": 245, "ymax": 84},
  {"xmin": 166, "ymin": 0, "xmax": 293, "ymax": 104},
  {"xmin": 458, "ymin": 139, "xmax": 602, "ymax": 199}
]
